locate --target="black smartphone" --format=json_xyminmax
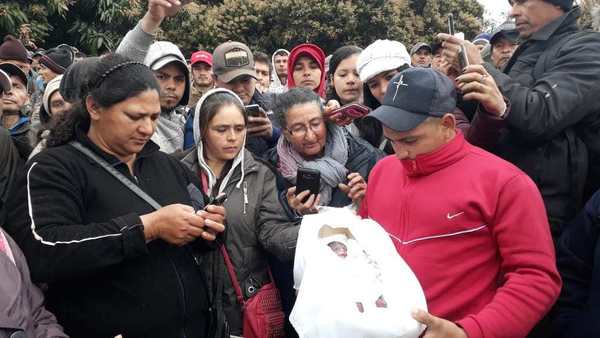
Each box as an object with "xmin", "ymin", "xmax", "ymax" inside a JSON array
[
  {"xmin": 245, "ymin": 104, "xmax": 261, "ymax": 117},
  {"xmin": 447, "ymin": 14, "xmax": 470, "ymax": 69},
  {"xmin": 448, "ymin": 13, "xmax": 456, "ymax": 36},
  {"xmin": 296, "ymin": 168, "xmax": 320, "ymax": 198}
]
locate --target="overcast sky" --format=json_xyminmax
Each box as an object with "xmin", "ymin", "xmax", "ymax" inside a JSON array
[{"xmin": 478, "ymin": 0, "xmax": 511, "ymax": 25}]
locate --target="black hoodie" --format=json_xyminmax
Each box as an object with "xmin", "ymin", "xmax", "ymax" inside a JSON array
[{"xmin": 4, "ymin": 126, "xmax": 213, "ymax": 338}]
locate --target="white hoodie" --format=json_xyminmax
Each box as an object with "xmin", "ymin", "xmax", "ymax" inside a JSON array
[{"xmin": 269, "ymin": 49, "xmax": 290, "ymax": 94}]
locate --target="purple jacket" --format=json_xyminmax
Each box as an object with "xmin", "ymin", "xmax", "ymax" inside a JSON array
[{"xmin": 0, "ymin": 229, "xmax": 67, "ymax": 338}]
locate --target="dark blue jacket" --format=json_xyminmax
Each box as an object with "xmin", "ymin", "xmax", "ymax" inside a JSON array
[{"xmin": 555, "ymin": 190, "xmax": 600, "ymax": 337}]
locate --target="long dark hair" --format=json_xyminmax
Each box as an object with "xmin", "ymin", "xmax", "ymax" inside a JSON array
[
  {"xmin": 325, "ymin": 45, "xmax": 362, "ymax": 104},
  {"xmin": 47, "ymin": 54, "xmax": 160, "ymax": 147},
  {"xmin": 198, "ymin": 92, "xmax": 246, "ymax": 138}
]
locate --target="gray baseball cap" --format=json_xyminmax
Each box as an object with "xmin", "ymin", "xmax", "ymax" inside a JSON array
[
  {"xmin": 212, "ymin": 41, "xmax": 257, "ymax": 83},
  {"xmin": 369, "ymin": 68, "xmax": 456, "ymax": 132},
  {"xmin": 410, "ymin": 42, "xmax": 432, "ymax": 56},
  {"xmin": 490, "ymin": 22, "xmax": 519, "ymax": 45}
]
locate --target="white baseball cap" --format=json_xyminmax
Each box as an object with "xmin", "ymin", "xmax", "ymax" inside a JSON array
[{"xmin": 356, "ymin": 40, "xmax": 411, "ymax": 82}]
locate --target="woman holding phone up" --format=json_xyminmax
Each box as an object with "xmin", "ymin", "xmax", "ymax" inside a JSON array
[
  {"xmin": 267, "ymin": 87, "xmax": 384, "ymax": 215},
  {"xmin": 179, "ymin": 88, "xmax": 299, "ymax": 337}
]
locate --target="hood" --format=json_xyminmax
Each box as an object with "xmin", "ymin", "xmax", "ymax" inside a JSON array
[
  {"xmin": 144, "ymin": 41, "xmax": 190, "ymax": 107},
  {"xmin": 287, "ymin": 44, "xmax": 327, "ymax": 97},
  {"xmin": 271, "ymin": 48, "xmax": 290, "ymax": 89},
  {"xmin": 40, "ymin": 75, "xmax": 63, "ymax": 125},
  {"xmin": 192, "ymin": 88, "xmax": 247, "ymax": 194}
]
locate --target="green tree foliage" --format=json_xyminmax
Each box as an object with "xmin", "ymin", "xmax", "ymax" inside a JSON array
[
  {"xmin": 416, "ymin": 0, "xmax": 485, "ymax": 41},
  {"xmin": 0, "ymin": 0, "xmax": 142, "ymax": 54},
  {"xmin": 1, "ymin": 0, "xmax": 484, "ymax": 55}
]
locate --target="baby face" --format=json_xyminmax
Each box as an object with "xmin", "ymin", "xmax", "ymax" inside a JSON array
[{"xmin": 328, "ymin": 241, "xmax": 348, "ymax": 258}]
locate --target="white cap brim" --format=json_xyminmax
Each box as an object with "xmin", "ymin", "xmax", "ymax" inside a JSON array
[
  {"xmin": 358, "ymin": 58, "xmax": 409, "ymax": 82},
  {"xmin": 150, "ymin": 55, "xmax": 187, "ymax": 71}
]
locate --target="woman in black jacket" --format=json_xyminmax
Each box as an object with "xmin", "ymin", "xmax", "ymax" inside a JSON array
[{"xmin": 4, "ymin": 54, "xmax": 226, "ymax": 338}]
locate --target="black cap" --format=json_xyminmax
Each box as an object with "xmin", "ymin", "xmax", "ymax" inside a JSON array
[
  {"xmin": 0, "ymin": 62, "xmax": 28, "ymax": 87},
  {"xmin": 369, "ymin": 68, "xmax": 456, "ymax": 132},
  {"xmin": 490, "ymin": 22, "xmax": 519, "ymax": 45}
]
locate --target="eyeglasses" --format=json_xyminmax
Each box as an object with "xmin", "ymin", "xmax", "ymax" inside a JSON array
[{"xmin": 286, "ymin": 118, "xmax": 324, "ymax": 137}]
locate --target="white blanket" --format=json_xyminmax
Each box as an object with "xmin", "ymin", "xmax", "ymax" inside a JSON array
[{"xmin": 291, "ymin": 207, "xmax": 427, "ymax": 338}]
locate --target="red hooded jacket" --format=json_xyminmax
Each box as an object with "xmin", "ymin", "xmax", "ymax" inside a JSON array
[
  {"xmin": 287, "ymin": 43, "xmax": 327, "ymax": 97},
  {"xmin": 359, "ymin": 133, "xmax": 561, "ymax": 338}
]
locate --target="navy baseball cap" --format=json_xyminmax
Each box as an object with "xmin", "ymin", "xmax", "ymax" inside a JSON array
[{"xmin": 369, "ymin": 68, "xmax": 456, "ymax": 132}]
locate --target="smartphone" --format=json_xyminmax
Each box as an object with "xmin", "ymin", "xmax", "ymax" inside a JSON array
[
  {"xmin": 328, "ymin": 103, "xmax": 370, "ymax": 120},
  {"xmin": 448, "ymin": 13, "xmax": 456, "ymax": 36},
  {"xmin": 296, "ymin": 168, "xmax": 320, "ymax": 199},
  {"xmin": 447, "ymin": 14, "xmax": 470, "ymax": 69},
  {"xmin": 245, "ymin": 104, "xmax": 261, "ymax": 117}
]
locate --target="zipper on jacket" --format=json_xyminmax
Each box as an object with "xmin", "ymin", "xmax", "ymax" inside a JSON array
[
  {"xmin": 243, "ymin": 181, "xmax": 248, "ymax": 215},
  {"xmin": 399, "ymin": 180, "xmax": 414, "ymax": 253},
  {"xmin": 169, "ymin": 256, "xmax": 188, "ymax": 338}
]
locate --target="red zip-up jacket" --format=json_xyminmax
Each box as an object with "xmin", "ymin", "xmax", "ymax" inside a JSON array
[{"xmin": 359, "ymin": 133, "xmax": 561, "ymax": 338}]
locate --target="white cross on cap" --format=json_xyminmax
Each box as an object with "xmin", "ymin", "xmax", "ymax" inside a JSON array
[{"xmin": 392, "ymin": 74, "xmax": 408, "ymax": 102}]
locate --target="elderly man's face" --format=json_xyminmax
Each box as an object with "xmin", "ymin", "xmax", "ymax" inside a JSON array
[
  {"xmin": 491, "ymin": 37, "xmax": 519, "ymax": 69},
  {"xmin": 509, "ymin": 0, "xmax": 565, "ymax": 39},
  {"xmin": 2, "ymin": 75, "xmax": 28, "ymax": 113}
]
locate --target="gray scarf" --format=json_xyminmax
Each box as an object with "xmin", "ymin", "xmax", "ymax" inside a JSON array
[{"xmin": 277, "ymin": 124, "xmax": 349, "ymax": 205}]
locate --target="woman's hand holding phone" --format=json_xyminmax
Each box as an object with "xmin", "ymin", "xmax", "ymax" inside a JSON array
[
  {"xmin": 286, "ymin": 187, "xmax": 321, "ymax": 215},
  {"xmin": 246, "ymin": 106, "xmax": 273, "ymax": 138}
]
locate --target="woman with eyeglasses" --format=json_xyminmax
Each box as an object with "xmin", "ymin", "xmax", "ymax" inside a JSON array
[{"xmin": 267, "ymin": 87, "xmax": 384, "ymax": 215}]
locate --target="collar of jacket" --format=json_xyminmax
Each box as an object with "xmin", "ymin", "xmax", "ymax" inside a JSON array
[
  {"xmin": 401, "ymin": 131, "xmax": 468, "ymax": 177},
  {"xmin": 74, "ymin": 124, "xmax": 159, "ymax": 166},
  {"xmin": 529, "ymin": 6, "xmax": 581, "ymax": 42},
  {"xmin": 8, "ymin": 115, "xmax": 29, "ymax": 135}
]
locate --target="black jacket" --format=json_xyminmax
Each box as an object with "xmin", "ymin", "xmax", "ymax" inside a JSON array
[
  {"xmin": 0, "ymin": 128, "xmax": 22, "ymax": 224},
  {"xmin": 4, "ymin": 128, "xmax": 213, "ymax": 338},
  {"xmin": 483, "ymin": 7, "xmax": 600, "ymax": 236},
  {"xmin": 555, "ymin": 190, "xmax": 600, "ymax": 337}
]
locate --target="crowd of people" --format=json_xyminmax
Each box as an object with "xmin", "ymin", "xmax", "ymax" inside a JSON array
[{"xmin": 1, "ymin": 0, "xmax": 600, "ymax": 337}]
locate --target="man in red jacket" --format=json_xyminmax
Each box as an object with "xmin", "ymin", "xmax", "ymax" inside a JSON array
[{"xmin": 359, "ymin": 67, "xmax": 561, "ymax": 338}]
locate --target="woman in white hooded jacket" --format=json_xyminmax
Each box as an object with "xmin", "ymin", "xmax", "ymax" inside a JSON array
[{"xmin": 180, "ymin": 88, "xmax": 299, "ymax": 336}]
